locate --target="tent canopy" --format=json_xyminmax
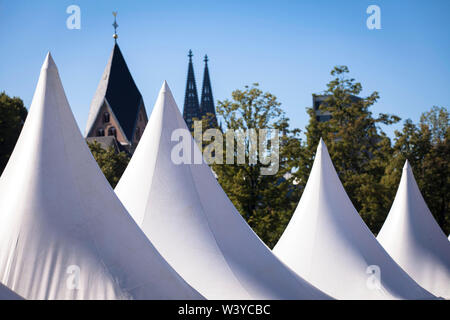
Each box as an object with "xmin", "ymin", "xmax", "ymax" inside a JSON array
[
  {"xmin": 377, "ymin": 160, "xmax": 450, "ymax": 299},
  {"xmin": 0, "ymin": 54, "xmax": 202, "ymax": 300},
  {"xmin": 273, "ymin": 139, "xmax": 435, "ymax": 299},
  {"xmin": 115, "ymin": 82, "xmax": 330, "ymax": 300}
]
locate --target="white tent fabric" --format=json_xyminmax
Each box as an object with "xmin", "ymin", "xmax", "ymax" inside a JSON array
[
  {"xmin": 115, "ymin": 82, "xmax": 330, "ymax": 300},
  {"xmin": 0, "ymin": 283, "xmax": 23, "ymax": 300},
  {"xmin": 273, "ymin": 139, "xmax": 435, "ymax": 299},
  {"xmin": 377, "ymin": 161, "xmax": 450, "ymax": 299},
  {"xmin": 0, "ymin": 54, "xmax": 202, "ymax": 300}
]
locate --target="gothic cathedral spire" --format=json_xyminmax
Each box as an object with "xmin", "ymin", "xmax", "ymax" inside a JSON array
[
  {"xmin": 200, "ymin": 55, "xmax": 218, "ymax": 128},
  {"xmin": 182, "ymin": 50, "xmax": 201, "ymax": 131}
]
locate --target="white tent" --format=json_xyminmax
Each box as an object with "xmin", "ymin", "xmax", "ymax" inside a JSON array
[
  {"xmin": 377, "ymin": 161, "xmax": 450, "ymax": 299},
  {"xmin": 0, "ymin": 54, "xmax": 202, "ymax": 300},
  {"xmin": 273, "ymin": 139, "xmax": 435, "ymax": 299},
  {"xmin": 115, "ymin": 82, "xmax": 330, "ymax": 299},
  {"xmin": 0, "ymin": 283, "xmax": 22, "ymax": 300}
]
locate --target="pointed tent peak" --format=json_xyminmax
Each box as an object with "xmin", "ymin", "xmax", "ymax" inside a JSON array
[
  {"xmin": 31, "ymin": 52, "xmax": 66, "ymax": 117},
  {"xmin": 403, "ymin": 159, "xmax": 411, "ymax": 169},
  {"xmin": 116, "ymin": 79, "xmax": 331, "ymax": 300},
  {"xmin": 160, "ymin": 80, "xmax": 171, "ymax": 94},
  {"xmin": 274, "ymin": 135, "xmax": 435, "ymax": 299},
  {"xmin": 385, "ymin": 159, "xmax": 437, "ymax": 226},
  {"xmin": 44, "ymin": 51, "xmax": 52, "ymax": 61},
  {"xmin": 0, "ymin": 51, "xmax": 201, "ymax": 299},
  {"xmin": 403, "ymin": 159, "xmax": 411, "ymax": 170},
  {"xmin": 157, "ymin": 81, "xmax": 177, "ymax": 106},
  {"xmin": 304, "ymin": 137, "xmax": 350, "ymax": 208},
  {"xmin": 399, "ymin": 159, "xmax": 422, "ymax": 195},
  {"xmin": 401, "ymin": 160, "xmax": 415, "ymax": 185},
  {"xmin": 42, "ymin": 51, "xmax": 57, "ymax": 71},
  {"xmin": 154, "ymin": 80, "xmax": 181, "ymax": 122},
  {"xmin": 377, "ymin": 159, "xmax": 450, "ymax": 298},
  {"xmin": 317, "ymin": 137, "xmax": 326, "ymax": 150},
  {"xmin": 382, "ymin": 158, "xmax": 438, "ymax": 230},
  {"xmin": 315, "ymin": 138, "xmax": 330, "ymax": 163}
]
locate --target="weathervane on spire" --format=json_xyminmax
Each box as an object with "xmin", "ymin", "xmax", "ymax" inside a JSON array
[
  {"xmin": 112, "ymin": 11, "xmax": 118, "ymax": 42},
  {"xmin": 204, "ymin": 55, "xmax": 209, "ymax": 64},
  {"xmin": 188, "ymin": 50, "xmax": 193, "ymax": 62}
]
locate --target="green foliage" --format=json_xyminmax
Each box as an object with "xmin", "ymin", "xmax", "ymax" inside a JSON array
[
  {"xmin": 214, "ymin": 84, "xmax": 303, "ymax": 248},
  {"xmin": 87, "ymin": 141, "xmax": 130, "ymax": 188},
  {"xmin": 1, "ymin": 69, "xmax": 446, "ymax": 246},
  {"xmin": 299, "ymin": 66, "xmax": 401, "ymax": 234},
  {"xmin": 212, "ymin": 74, "xmax": 448, "ymax": 245},
  {"xmin": 0, "ymin": 92, "xmax": 27, "ymax": 175},
  {"xmin": 300, "ymin": 66, "xmax": 449, "ymax": 235},
  {"xmin": 383, "ymin": 106, "xmax": 449, "ymax": 234}
]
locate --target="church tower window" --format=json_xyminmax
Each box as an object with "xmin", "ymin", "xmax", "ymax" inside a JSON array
[
  {"xmin": 103, "ymin": 112, "xmax": 110, "ymax": 123},
  {"xmin": 135, "ymin": 127, "xmax": 140, "ymax": 140},
  {"xmin": 108, "ymin": 126, "xmax": 117, "ymax": 138}
]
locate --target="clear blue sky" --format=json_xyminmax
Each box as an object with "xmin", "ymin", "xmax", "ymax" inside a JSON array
[{"xmin": 1, "ymin": 0, "xmax": 449, "ymax": 138}]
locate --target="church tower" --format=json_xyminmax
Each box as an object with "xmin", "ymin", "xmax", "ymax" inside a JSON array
[
  {"xmin": 85, "ymin": 13, "xmax": 148, "ymax": 154},
  {"xmin": 182, "ymin": 50, "xmax": 201, "ymax": 131},
  {"xmin": 200, "ymin": 55, "xmax": 218, "ymax": 128}
]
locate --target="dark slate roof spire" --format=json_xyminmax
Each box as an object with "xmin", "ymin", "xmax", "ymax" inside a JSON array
[
  {"xmin": 182, "ymin": 50, "xmax": 201, "ymax": 131},
  {"xmin": 200, "ymin": 54, "xmax": 218, "ymax": 128},
  {"xmin": 85, "ymin": 43, "xmax": 145, "ymax": 143}
]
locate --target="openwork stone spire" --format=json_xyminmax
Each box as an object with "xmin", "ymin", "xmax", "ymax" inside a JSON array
[
  {"xmin": 182, "ymin": 50, "xmax": 201, "ymax": 131},
  {"xmin": 200, "ymin": 54, "xmax": 218, "ymax": 128}
]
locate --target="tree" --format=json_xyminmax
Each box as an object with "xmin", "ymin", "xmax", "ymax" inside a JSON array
[
  {"xmin": 420, "ymin": 106, "xmax": 449, "ymax": 143},
  {"xmin": 0, "ymin": 92, "xmax": 27, "ymax": 175},
  {"xmin": 87, "ymin": 142, "xmax": 130, "ymax": 188},
  {"xmin": 299, "ymin": 66, "xmax": 400, "ymax": 233},
  {"xmin": 383, "ymin": 106, "xmax": 449, "ymax": 234},
  {"xmin": 213, "ymin": 84, "xmax": 303, "ymax": 247}
]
